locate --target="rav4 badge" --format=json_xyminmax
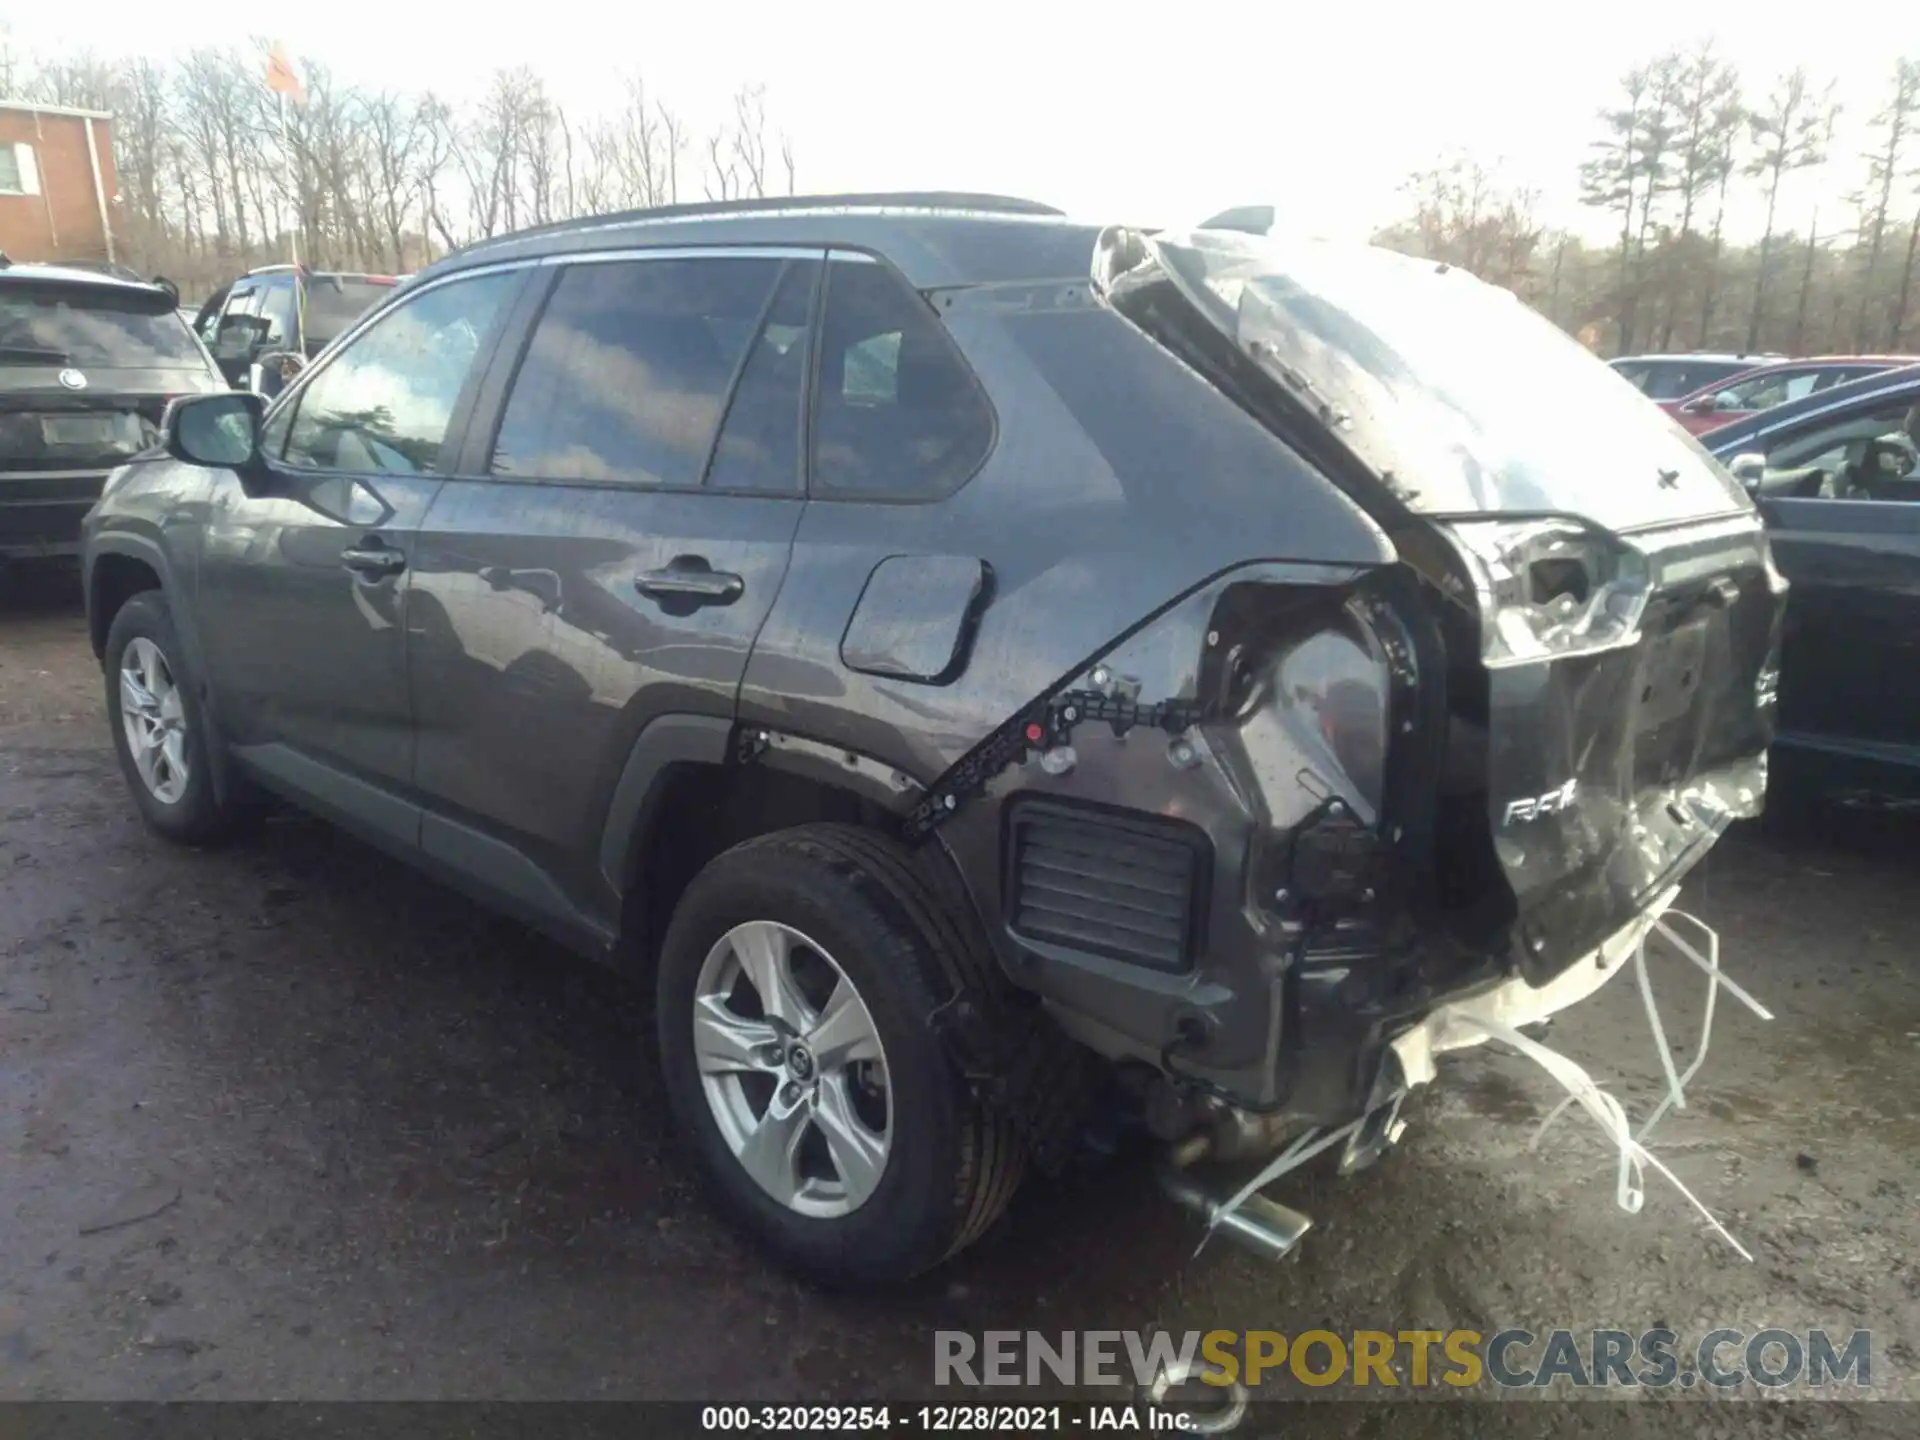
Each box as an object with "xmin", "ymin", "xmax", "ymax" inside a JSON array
[{"xmin": 1502, "ymin": 779, "xmax": 1578, "ymax": 826}]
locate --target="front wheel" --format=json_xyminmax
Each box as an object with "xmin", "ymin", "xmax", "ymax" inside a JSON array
[
  {"xmin": 656, "ymin": 824, "xmax": 1024, "ymax": 1283},
  {"xmin": 103, "ymin": 591, "xmax": 249, "ymax": 844}
]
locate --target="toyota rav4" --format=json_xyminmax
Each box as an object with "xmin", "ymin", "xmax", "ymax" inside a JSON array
[{"xmin": 81, "ymin": 194, "xmax": 1784, "ymax": 1283}]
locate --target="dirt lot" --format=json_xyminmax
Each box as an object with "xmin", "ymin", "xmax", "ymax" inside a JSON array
[{"xmin": 2, "ymin": 569, "xmax": 1917, "ymax": 1426}]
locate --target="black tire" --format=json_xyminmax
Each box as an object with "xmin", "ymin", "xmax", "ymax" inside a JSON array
[
  {"xmin": 103, "ymin": 590, "xmax": 249, "ymax": 845},
  {"xmin": 656, "ymin": 823, "xmax": 1025, "ymax": 1284}
]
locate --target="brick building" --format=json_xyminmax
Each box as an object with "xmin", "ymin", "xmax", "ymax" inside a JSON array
[{"xmin": 0, "ymin": 101, "xmax": 119, "ymax": 265}]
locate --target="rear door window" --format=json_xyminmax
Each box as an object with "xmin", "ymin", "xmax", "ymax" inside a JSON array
[
  {"xmin": 810, "ymin": 260, "xmax": 994, "ymax": 498},
  {"xmin": 704, "ymin": 260, "xmax": 818, "ymax": 493},
  {"xmin": 490, "ymin": 256, "xmax": 786, "ymax": 488}
]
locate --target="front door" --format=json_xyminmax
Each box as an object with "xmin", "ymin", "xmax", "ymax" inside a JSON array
[
  {"xmin": 406, "ymin": 251, "xmax": 818, "ymax": 927},
  {"xmin": 1750, "ymin": 389, "xmax": 1920, "ymax": 769},
  {"xmin": 193, "ymin": 267, "xmax": 525, "ymax": 827}
]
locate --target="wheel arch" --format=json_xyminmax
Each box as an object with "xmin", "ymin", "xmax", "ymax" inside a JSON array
[
  {"xmin": 87, "ymin": 533, "xmax": 243, "ymax": 806},
  {"xmin": 599, "ymin": 716, "xmax": 934, "ymax": 978},
  {"xmin": 85, "ymin": 534, "xmax": 174, "ymax": 661}
]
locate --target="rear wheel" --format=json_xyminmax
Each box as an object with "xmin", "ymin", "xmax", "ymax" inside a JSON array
[
  {"xmin": 103, "ymin": 591, "xmax": 249, "ymax": 844},
  {"xmin": 656, "ymin": 824, "xmax": 1024, "ymax": 1283}
]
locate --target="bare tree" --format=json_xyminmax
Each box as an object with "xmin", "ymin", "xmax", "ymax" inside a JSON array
[
  {"xmin": 2, "ymin": 35, "xmax": 796, "ymax": 280},
  {"xmin": 1657, "ymin": 41, "xmax": 1743, "ymax": 347},
  {"xmin": 1895, "ymin": 190, "xmax": 1920, "ymax": 349},
  {"xmin": 1744, "ymin": 68, "xmax": 1838, "ymax": 351},
  {"xmin": 1582, "ymin": 63, "xmax": 1674, "ymax": 353},
  {"xmin": 364, "ymin": 92, "xmax": 431, "ymax": 269},
  {"xmin": 414, "ymin": 94, "xmax": 461, "ymax": 257},
  {"xmin": 705, "ymin": 131, "xmax": 742, "ymax": 201},
  {"xmin": 1856, "ymin": 59, "xmax": 1920, "ymax": 348},
  {"xmin": 1393, "ymin": 154, "xmax": 1543, "ymax": 294},
  {"xmin": 730, "ymin": 83, "xmax": 769, "ymax": 197}
]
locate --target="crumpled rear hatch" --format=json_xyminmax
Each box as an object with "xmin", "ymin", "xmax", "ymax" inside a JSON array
[{"xmin": 1101, "ymin": 226, "xmax": 1786, "ymax": 980}]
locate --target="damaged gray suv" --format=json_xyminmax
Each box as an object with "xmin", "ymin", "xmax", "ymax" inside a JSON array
[{"xmin": 81, "ymin": 193, "xmax": 1783, "ymax": 1283}]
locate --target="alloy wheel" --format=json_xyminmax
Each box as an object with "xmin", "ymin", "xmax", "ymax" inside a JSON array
[
  {"xmin": 691, "ymin": 920, "xmax": 892, "ymax": 1218},
  {"xmin": 119, "ymin": 636, "xmax": 190, "ymax": 805}
]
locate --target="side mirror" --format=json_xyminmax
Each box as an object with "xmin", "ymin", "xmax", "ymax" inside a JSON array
[
  {"xmin": 1680, "ymin": 397, "xmax": 1710, "ymax": 415},
  {"xmin": 1727, "ymin": 453, "xmax": 1767, "ymax": 493},
  {"xmin": 165, "ymin": 392, "xmax": 265, "ymax": 471}
]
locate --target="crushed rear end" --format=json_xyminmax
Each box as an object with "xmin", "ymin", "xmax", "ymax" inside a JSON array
[{"xmin": 1063, "ymin": 225, "xmax": 1784, "ymax": 1252}]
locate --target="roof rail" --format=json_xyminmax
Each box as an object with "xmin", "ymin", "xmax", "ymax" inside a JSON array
[{"xmin": 464, "ymin": 191, "xmax": 1063, "ymax": 253}]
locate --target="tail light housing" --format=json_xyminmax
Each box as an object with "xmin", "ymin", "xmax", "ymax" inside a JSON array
[{"xmin": 1440, "ymin": 518, "xmax": 1651, "ymax": 668}]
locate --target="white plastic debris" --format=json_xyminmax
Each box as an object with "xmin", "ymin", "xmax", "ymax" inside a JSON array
[
  {"xmin": 1204, "ymin": 906, "xmax": 1772, "ymax": 1261},
  {"xmin": 1506, "ymin": 908, "xmax": 1772, "ymax": 1259}
]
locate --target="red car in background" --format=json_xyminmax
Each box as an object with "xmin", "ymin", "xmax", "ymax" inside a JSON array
[{"xmin": 1664, "ymin": 355, "xmax": 1919, "ymax": 435}]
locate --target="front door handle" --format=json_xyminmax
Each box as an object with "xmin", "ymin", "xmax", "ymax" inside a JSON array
[
  {"xmin": 635, "ymin": 558, "xmax": 744, "ymax": 606},
  {"xmin": 341, "ymin": 540, "xmax": 407, "ymax": 579}
]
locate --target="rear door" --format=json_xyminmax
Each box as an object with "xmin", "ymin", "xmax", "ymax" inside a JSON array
[{"xmin": 406, "ymin": 249, "xmax": 817, "ymax": 932}]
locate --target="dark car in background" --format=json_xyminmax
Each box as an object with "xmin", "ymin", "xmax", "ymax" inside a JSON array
[
  {"xmin": 1664, "ymin": 355, "xmax": 1916, "ymax": 435},
  {"xmin": 1705, "ymin": 363, "xmax": 1920, "ymax": 804},
  {"xmin": 193, "ymin": 265, "xmax": 399, "ymax": 392},
  {"xmin": 1, "ymin": 262, "xmax": 225, "ymax": 567},
  {"xmin": 80, "ymin": 194, "xmax": 1782, "ymax": 1282},
  {"xmin": 1609, "ymin": 351, "xmax": 1770, "ymax": 401}
]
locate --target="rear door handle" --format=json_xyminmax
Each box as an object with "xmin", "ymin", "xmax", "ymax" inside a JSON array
[
  {"xmin": 635, "ymin": 558, "xmax": 744, "ymax": 606},
  {"xmin": 341, "ymin": 540, "xmax": 407, "ymax": 578}
]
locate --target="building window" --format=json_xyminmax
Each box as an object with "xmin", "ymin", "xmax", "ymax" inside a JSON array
[{"xmin": 0, "ymin": 142, "xmax": 39, "ymax": 196}]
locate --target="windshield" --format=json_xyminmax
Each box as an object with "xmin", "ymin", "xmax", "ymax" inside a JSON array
[
  {"xmin": 302, "ymin": 278, "xmax": 395, "ymax": 348},
  {"xmin": 1140, "ymin": 229, "xmax": 1747, "ymax": 532},
  {"xmin": 0, "ymin": 286, "xmax": 206, "ymax": 368}
]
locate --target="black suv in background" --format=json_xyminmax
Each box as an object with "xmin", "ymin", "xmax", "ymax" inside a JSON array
[
  {"xmin": 81, "ymin": 194, "xmax": 1783, "ymax": 1282},
  {"xmin": 1, "ymin": 262, "xmax": 224, "ymax": 566},
  {"xmin": 193, "ymin": 265, "xmax": 399, "ymax": 391}
]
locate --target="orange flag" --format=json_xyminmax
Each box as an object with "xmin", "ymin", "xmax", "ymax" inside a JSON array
[{"xmin": 265, "ymin": 43, "xmax": 305, "ymax": 103}]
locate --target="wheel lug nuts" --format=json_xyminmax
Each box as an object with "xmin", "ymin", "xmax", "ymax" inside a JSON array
[{"xmin": 780, "ymin": 1083, "xmax": 802, "ymax": 1105}]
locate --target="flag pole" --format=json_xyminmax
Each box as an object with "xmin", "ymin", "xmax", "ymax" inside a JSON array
[{"xmin": 279, "ymin": 89, "xmax": 299, "ymax": 268}]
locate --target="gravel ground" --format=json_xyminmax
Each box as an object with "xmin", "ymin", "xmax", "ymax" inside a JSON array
[{"xmin": 1, "ymin": 569, "xmax": 1916, "ymax": 1430}]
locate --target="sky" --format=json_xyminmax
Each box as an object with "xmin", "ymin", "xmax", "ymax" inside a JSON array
[{"xmin": 6, "ymin": 1, "xmax": 1915, "ymax": 245}]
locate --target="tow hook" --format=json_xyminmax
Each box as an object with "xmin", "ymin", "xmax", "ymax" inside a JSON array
[{"xmin": 1155, "ymin": 1133, "xmax": 1314, "ymax": 1263}]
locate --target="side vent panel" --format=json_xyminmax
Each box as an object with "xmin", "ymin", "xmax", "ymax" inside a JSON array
[{"xmin": 1005, "ymin": 800, "xmax": 1208, "ymax": 973}]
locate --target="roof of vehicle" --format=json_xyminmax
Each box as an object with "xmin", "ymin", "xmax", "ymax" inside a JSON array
[
  {"xmin": 1666, "ymin": 354, "xmax": 1920, "ymax": 407},
  {"xmin": 241, "ymin": 264, "xmax": 402, "ymax": 282},
  {"xmin": 0, "ymin": 262, "xmax": 181, "ymax": 305},
  {"xmin": 430, "ymin": 192, "xmax": 1100, "ymax": 291},
  {"xmin": 1775, "ymin": 354, "xmax": 1920, "ymax": 365},
  {"xmin": 1704, "ymin": 363, "xmax": 1920, "ymax": 453},
  {"xmin": 1612, "ymin": 352, "xmax": 1779, "ymax": 365}
]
